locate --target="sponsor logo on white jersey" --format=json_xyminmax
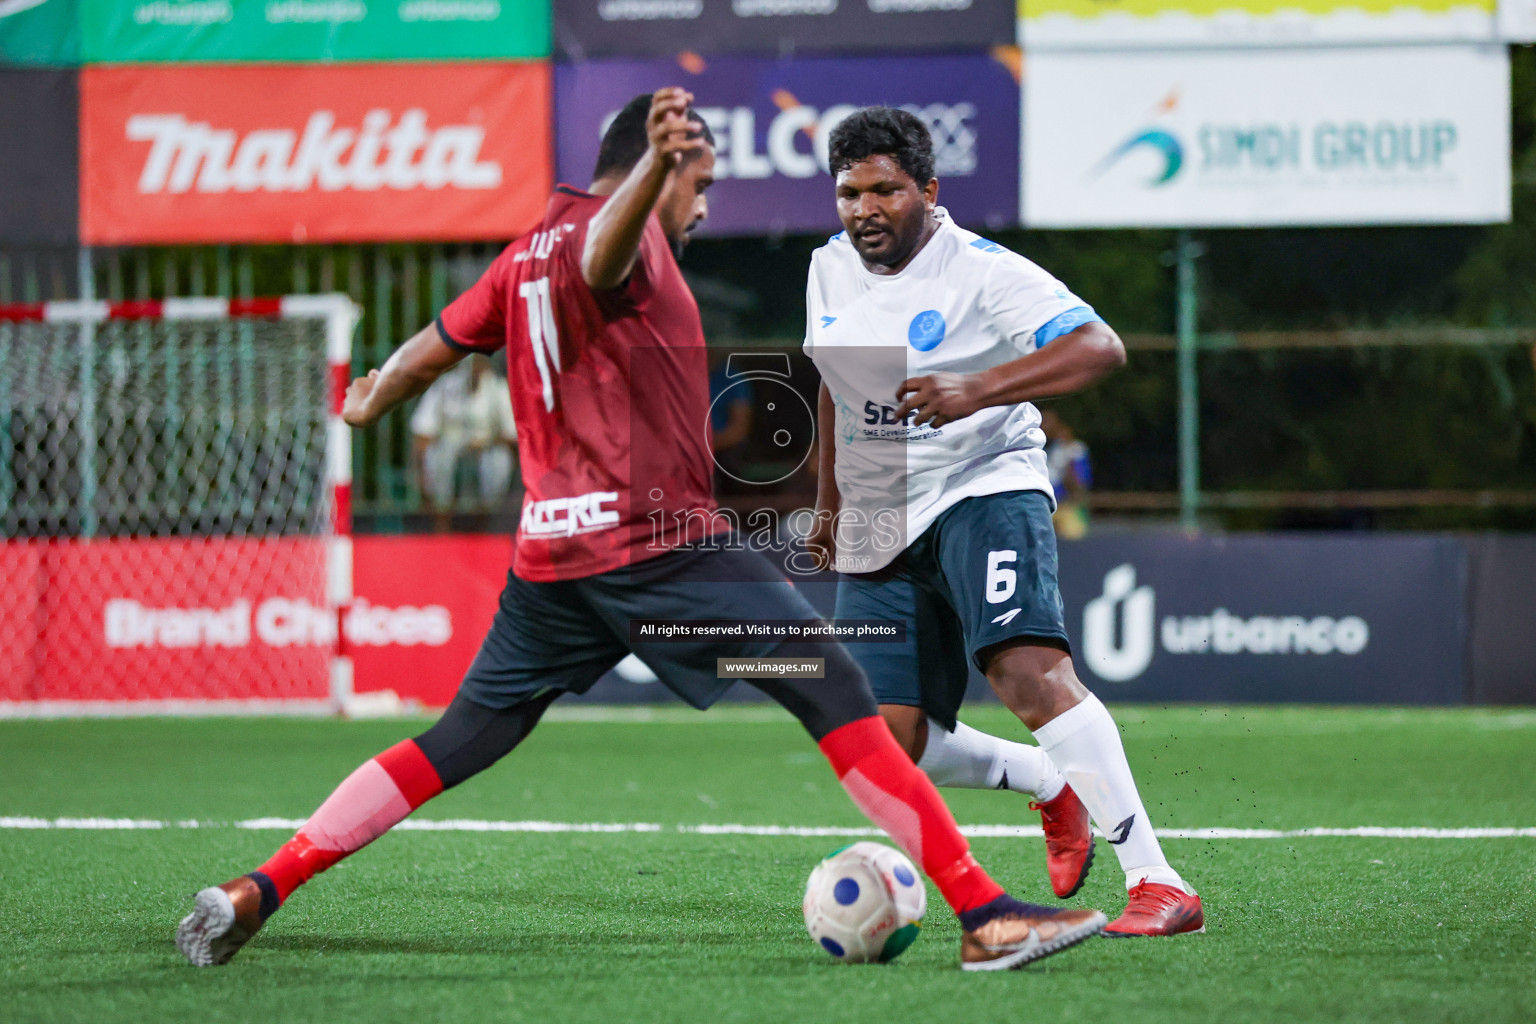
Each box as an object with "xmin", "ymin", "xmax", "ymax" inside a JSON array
[
  {"xmin": 521, "ymin": 491, "xmax": 621, "ymax": 538},
  {"xmin": 126, "ymin": 109, "xmax": 503, "ymax": 196},
  {"xmin": 1082, "ymin": 563, "xmax": 1371, "ymax": 683}
]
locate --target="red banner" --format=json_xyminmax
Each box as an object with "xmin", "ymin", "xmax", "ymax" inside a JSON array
[
  {"xmin": 351, "ymin": 534, "xmax": 513, "ymax": 707},
  {"xmin": 80, "ymin": 63, "xmax": 552, "ymax": 244},
  {"xmin": 0, "ymin": 536, "xmax": 512, "ymax": 708}
]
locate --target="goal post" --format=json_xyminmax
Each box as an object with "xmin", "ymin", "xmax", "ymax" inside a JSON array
[{"xmin": 0, "ymin": 295, "xmax": 360, "ymax": 717}]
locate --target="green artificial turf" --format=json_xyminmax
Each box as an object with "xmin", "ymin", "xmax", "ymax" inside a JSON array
[{"xmin": 1, "ymin": 705, "xmax": 1533, "ymax": 1024}]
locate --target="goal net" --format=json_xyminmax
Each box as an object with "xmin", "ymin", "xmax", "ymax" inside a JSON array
[{"xmin": 0, "ymin": 296, "xmax": 359, "ymax": 715}]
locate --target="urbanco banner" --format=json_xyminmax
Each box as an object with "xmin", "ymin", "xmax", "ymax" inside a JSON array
[
  {"xmin": 0, "ymin": 69, "xmax": 78, "ymax": 245},
  {"xmin": 553, "ymin": 0, "xmax": 1012, "ymax": 59},
  {"xmin": 1022, "ymin": 45, "xmax": 1510, "ymax": 228},
  {"xmin": 556, "ymin": 52, "xmax": 1020, "ymax": 236},
  {"xmin": 79, "ymin": 63, "xmax": 553, "ymax": 244},
  {"xmin": 81, "ymin": 0, "xmax": 549, "ymax": 62},
  {"xmin": 1055, "ymin": 534, "xmax": 1467, "ymax": 703},
  {"xmin": 1018, "ymin": 0, "xmax": 1496, "ymax": 50}
]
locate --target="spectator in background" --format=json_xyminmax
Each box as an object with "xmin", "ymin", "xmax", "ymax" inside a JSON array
[
  {"xmin": 411, "ymin": 355, "xmax": 518, "ymax": 526},
  {"xmin": 1041, "ymin": 408, "xmax": 1091, "ymax": 540},
  {"xmin": 708, "ymin": 349, "xmax": 753, "ymax": 492}
]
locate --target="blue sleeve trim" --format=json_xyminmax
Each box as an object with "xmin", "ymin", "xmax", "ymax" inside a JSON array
[
  {"xmin": 1034, "ymin": 306, "xmax": 1103, "ymax": 348},
  {"xmin": 435, "ymin": 315, "xmax": 482, "ymax": 354}
]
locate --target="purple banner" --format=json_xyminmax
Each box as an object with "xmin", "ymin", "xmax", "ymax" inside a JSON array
[{"xmin": 555, "ymin": 52, "xmax": 1021, "ymax": 237}]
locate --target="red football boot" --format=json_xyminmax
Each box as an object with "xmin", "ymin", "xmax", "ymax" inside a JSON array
[
  {"xmin": 1104, "ymin": 880, "xmax": 1205, "ymax": 936},
  {"xmin": 1031, "ymin": 785, "xmax": 1095, "ymax": 898}
]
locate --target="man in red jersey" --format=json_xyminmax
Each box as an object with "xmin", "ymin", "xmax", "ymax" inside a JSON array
[{"xmin": 174, "ymin": 89, "xmax": 1104, "ymax": 972}]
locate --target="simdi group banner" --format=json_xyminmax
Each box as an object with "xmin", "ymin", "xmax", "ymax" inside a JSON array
[
  {"xmin": 1019, "ymin": 0, "xmax": 1497, "ymax": 49},
  {"xmin": 79, "ymin": 62, "xmax": 553, "ymax": 245},
  {"xmin": 1022, "ymin": 45, "xmax": 1510, "ymax": 228},
  {"xmin": 557, "ymin": 52, "xmax": 1021, "ymax": 237},
  {"xmin": 553, "ymin": 0, "xmax": 1012, "ymax": 58}
]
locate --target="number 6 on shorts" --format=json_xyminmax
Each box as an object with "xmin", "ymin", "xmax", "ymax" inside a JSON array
[{"xmin": 985, "ymin": 549, "xmax": 1017, "ymax": 605}]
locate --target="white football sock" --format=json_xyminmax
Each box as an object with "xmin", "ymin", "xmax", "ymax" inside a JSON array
[
  {"xmin": 916, "ymin": 717, "xmax": 1066, "ymax": 802},
  {"xmin": 1032, "ymin": 694, "xmax": 1187, "ymax": 892}
]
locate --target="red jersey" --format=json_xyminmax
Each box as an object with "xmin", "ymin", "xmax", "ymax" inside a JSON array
[{"xmin": 437, "ymin": 185, "xmax": 717, "ymax": 582}]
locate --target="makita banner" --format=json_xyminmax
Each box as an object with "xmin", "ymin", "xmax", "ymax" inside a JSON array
[
  {"xmin": 79, "ymin": 0, "xmax": 549, "ymax": 62},
  {"xmin": 556, "ymin": 52, "xmax": 1020, "ymax": 236},
  {"xmin": 79, "ymin": 63, "xmax": 552, "ymax": 245},
  {"xmin": 0, "ymin": 69, "xmax": 78, "ymax": 246},
  {"xmin": 1053, "ymin": 534, "xmax": 1467, "ymax": 704},
  {"xmin": 553, "ymin": 0, "xmax": 1012, "ymax": 58}
]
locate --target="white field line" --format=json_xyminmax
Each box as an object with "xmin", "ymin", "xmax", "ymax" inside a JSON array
[{"xmin": 0, "ymin": 817, "xmax": 1533, "ymax": 839}]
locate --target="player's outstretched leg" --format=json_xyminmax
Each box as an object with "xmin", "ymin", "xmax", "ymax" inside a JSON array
[
  {"xmin": 175, "ymin": 692, "xmax": 555, "ymax": 965},
  {"xmin": 754, "ymin": 652, "xmax": 1106, "ymax": 971},
  {"xmin": 904, "ymin": 713, "xmax": 1095, "ymax": 899},
  {"xmin": 989, "ymin": 644, "xmax": 1203, "ymax": 937}
]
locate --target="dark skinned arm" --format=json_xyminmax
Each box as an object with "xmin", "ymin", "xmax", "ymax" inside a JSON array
[
  {"xmin": 342, "ymin": 321, "xmax": 466, "ymax": 429},
  {"xmin": 581, "ymin": 87, "xmax": 703, "ymax": 291},
  {"xmin": 804, "ymin": 381, "xmax": 840, "ymax": 571},
  {"xmin": 893, "ymin": 321, "xmax": 1126, "ymax": 429}
]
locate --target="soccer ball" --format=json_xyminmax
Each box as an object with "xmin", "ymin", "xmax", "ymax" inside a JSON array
[{"xmin": 802, "ymin": 841, "xmax": 926, "ymax": 964}]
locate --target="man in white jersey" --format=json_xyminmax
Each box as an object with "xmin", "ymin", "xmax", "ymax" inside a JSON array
[{"xmin": 803, "ymin": 108, "xmax": 1202, "ymax": 936}]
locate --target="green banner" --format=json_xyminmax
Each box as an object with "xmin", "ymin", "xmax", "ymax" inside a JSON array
[
  {"xmin": 0, "ymin": 0, "xmax": 80, "ymax": 66},
  {"xmin": 82, "ymin": 0, "xmax": 549, "ymax": 62}
]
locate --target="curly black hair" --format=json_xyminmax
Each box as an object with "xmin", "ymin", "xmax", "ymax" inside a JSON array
[
  {"xmin": 592, "ymin": 92, "xmax": 716, "ymax": 181},
  {"xmin": 826, "ymin": 107, "xmax": 935, "ymax": 186}
]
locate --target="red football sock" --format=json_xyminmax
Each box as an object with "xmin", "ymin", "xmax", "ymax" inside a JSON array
[
  {"xmin": 818, "ymin": 716, "xmax": 1005, "ymax": 915},
  {"xmin": 256, "ymin": 739, "xmax": 443, "ymax": 903}
]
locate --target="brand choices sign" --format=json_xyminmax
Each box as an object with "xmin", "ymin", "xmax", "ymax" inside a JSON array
[
  {"xmin": 554, "ymin": 0, "xmax": 1011, "ymax": 58},
  {"xmin": 1022, "ymin": 45, "xmax": 1510, "ymax": 228},
  {"xmin": 557, "ymin": 53, "xmax": 1020, "ymax": 236},
  {"xmin": 1057, "ymin": 534, "xmax": 1467, "ymax": 703},
  {"xmin": 80, "ymin": 63, "xmax": 552, "ymax": 244},
  {"xmin": 0, "ymin": 535, "xmax": 510, "ymax": 707}
]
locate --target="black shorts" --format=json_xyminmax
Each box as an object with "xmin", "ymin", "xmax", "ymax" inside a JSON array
[
  {"xmin": 459, "ymin": 544, "xmax": 841, "ymax": 711},
  {"xmin": 833, "ymin": 489, "xmax": 1070, "ymax": 730}
]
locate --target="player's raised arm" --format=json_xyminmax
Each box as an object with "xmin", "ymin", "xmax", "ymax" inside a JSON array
[
  {"xmin": 582, "ymin": 87, "xmax": 706, "ymax": 291},
  {"xmin": 895, "ymin": 321, "xmax": 1126, "ymax": 429},
  {"xmin": 342, "ymin": 321, "xmax": 465, "ymax": 429}
]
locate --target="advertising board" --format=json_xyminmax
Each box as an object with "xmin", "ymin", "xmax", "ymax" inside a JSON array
[
  {"xmin": 80, "ymin": 62, "xmax": 552, "ymax": 244},
  {"xmin": 1022, "ymin": 46, "xmax": 1510, "ymax": 228},
  {"xmin": 1055, "ymin": 534, "xmax": 1468, "ymax": 704},
  {"xmin": 554, "ymin": 0, "xmax": 1011, "ymax": 58},
  {"xmin": 557, "ymin": 52, "xmax": 1020, "ymax": 236},
  {"xmin": 1019, "ymin": 0, "xmax": 1496, "ymax": 49},
  {"xmin": 81, "ymin": 0, "xmax": 549, "ymax": 62},
  {"xmin": 0, "ymin": 68, "xmax": 78, "ymax": 245}
]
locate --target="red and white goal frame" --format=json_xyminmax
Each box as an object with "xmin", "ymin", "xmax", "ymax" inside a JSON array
[{"xmin": 0, "ymin": 295, "xmax": 361, "ymax": 717}]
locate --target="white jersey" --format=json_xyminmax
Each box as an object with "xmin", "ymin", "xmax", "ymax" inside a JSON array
[{"xmin": 803, "ymin": 208, "xmax": 1100, "ymax": 573}]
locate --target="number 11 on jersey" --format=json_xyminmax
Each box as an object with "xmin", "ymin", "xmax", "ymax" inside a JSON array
[{"xmin": 519, "ymin": 278, "xmax": 560, "ymax": 411}]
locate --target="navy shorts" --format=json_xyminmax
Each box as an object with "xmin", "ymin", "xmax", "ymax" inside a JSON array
[
  {"xmin": 833, "ymin": 489, "xmax": 1069, "ymax": 729},
  {"xmin": 459, "ymin": 544, "xmax": 842, "ymax": 711}
]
